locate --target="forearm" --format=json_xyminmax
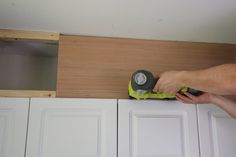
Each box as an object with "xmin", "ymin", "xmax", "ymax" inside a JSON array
[
  {"xmin": 210, "ymin": 95, "xmax": 236, "ymax": 119},
  {"xmin": 182, "ymin": 64, "xmax": 236, "ymax": 95}
]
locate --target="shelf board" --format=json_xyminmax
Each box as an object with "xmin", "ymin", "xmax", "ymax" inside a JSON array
[
  {"xmin": 0, "ymin": 29, "xmax": 59, "ymax": 42},
  {"xmin": 0, "ymin": 90, "xmax": 56, "ymax": 98}
]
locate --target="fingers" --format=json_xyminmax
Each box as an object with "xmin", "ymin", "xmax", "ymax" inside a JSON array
[
  {"xmin": 154, "ymin": 82, "xmax": 179, "ymax": 94},
  {"xmin": 154, "ymin": 77, "xmax": 165, "ymax": 93},
  {"xmin": 183, "ymin": 92, "xmax": 197, "ymax": 100},
  {"xmin": 176, "ymin": 92, "xmax": 212, "ymax": 104},
  {"xmin": 176, "ymin": 93, "xmax": 194, "ymax": 104},
  {"xmin": 153, "ymin": 71, "xmax": 182, "ymax": 94},
  {"xmin": 153, "ymin": 82, "xmax": 160, "ymax": 93}
]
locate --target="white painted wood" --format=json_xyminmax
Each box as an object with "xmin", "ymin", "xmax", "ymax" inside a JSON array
[
  {"xmin": 26, "ymin": 98, "xmax": 117, "ymax": 157},
  {"xmin": 198, "ymin": 104, "xmax": 236, "ymax": 157},
  {"xmin": 118, "ymin": 100, "xmax": 199, "ymax": 157},
  {"xmin": 0, "ymin": 0, "xmax": 236, "ymax": 43},
  {"xmin": 0, "ymin": 97, "xmax": 29, "ymax": 157}
]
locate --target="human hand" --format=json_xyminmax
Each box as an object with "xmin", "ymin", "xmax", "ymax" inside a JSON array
[
  {"xmin": 154, "ymin": 71, "xmax": 186, "ymax": 94},
  {"xmin": 176, "ymin": 92, "xmax": 213, "ymax": 104}
]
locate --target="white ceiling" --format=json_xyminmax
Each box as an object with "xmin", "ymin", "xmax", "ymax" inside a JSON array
[{"xmin": 0, "ymin": 0, "xmax": 236, "ymax": 44}]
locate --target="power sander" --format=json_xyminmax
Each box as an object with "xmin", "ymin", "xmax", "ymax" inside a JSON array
[{"xmin": 128, "ymin": 70, "xmax": 201, "ymax": 100}]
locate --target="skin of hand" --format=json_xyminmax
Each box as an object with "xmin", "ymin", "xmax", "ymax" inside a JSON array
[
  {"xmin": 154, "ymin": 64, "xmax": 236, "ymax": 95},
  {"xmin": 175, "ymin": 92, "xmax": 213, "ymax": 104},
  {"xmin": 154, "ymin": 71, "xmax": 186, "ymax": 94},
  {"xmin": 176, "ymin": 92, "xmax": 236, "ymax": 119}
]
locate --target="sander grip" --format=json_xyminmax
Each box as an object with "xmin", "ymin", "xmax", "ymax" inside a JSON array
[{"xmin": 186, "ymin": 88, "xmax": 202, "ymax": 96}]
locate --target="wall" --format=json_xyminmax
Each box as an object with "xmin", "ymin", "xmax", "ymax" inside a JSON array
[{"xmin": 0, "ymin": 0, "xmax": 236, "ymax": 44}]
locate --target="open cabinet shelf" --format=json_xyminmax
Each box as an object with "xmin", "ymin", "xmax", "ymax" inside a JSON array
[{"xmin": 0, "ymin": 29, "xmax": 59, "ymax": 97}]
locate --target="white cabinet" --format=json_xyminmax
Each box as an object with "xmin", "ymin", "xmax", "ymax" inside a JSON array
[
  {"xmin": 198, "ymin": 104, "xmax": 236, "ymax": 157},
  {"xmin": 0, "ymin": 98, "xmax": 29, "ymax": 157},
  {"xmin": 1, "ymin": 97, "xmax": 235, "ymax": 157},
  {"xmin": 26, "ymin": 98, "xmax": 117, "ymax": 157},
  {"xmin": 118, "ymin": 100, "xmax": 200, "ymax": 157}
]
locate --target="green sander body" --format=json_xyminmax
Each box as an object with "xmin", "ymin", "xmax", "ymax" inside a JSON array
[{"xmin": 128, "ymin": 70, "xmax": 201, "ymax": 100}]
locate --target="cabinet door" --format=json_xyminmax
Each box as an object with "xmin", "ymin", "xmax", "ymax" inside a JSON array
[
  {"xmin": 26, "ymin": 98, "xmax": 117, "ymax": 157},
  {"xmin": 118, "ymin": 100, "xmax": 199, "ymax": 157},
  {"xmin": 0, "ymin": 98, "xmax": 29, "ymax": 157},
  {"xmin": 198, "ymin": 104, "xmax": 236, "ymax": 157}
]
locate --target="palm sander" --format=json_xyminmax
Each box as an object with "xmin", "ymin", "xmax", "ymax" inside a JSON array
[{"xmin": 128, "ymin": 70, "xmax": 201, "ymax": 100}]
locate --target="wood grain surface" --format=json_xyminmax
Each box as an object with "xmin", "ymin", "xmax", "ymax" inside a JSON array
[
  {"xmin": 0, "ymin": 90, "xmax": 56, "ymax": 98},
  {"xmin": 0, "ymin": 29, "xmax": 59, "ymax": 42},
  {"xmin": 57, "ymin": 35, "xmax": 236, "ymax": 98}
]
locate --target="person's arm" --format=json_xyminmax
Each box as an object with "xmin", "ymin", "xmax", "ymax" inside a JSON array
[
  {"xmin": 176, "ymin": 92, "xmax": 236, "ymax": 119},
  {"xmin": 154, "ymin": 64, "xmax": 236, "ymax": 95},
  {"xmin": 210, "ymin": 95, "xmax": 236, "ymax": 118}
]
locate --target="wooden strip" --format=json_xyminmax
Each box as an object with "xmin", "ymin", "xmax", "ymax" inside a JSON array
[
  {"xmin": 0, "ymin": 29, "xmax": 59, "ymax": 42},
  {"xmin": 0, "ymin": 90, "xmax": 56, "ymax": 98},
  {"xmin": 57, "ymin": 35, "xmax": 236, "ymax": 98}
]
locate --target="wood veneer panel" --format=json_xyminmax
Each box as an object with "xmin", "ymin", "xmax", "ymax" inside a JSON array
[{"xmin": 57, "ymin": 35, "xmax": 236, "ymax": 98}]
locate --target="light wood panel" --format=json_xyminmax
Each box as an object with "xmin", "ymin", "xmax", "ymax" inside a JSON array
[
  {"xmin": 0, "ymin": 29, "xmax": 59, "ymax": 42},
  {"xmin": 57, "ymin": 35, "xmax": 236, "ymax": 98},
  {"xmin": 0, "ymin": 90, "xmax": 56, "ymax": 98}
]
